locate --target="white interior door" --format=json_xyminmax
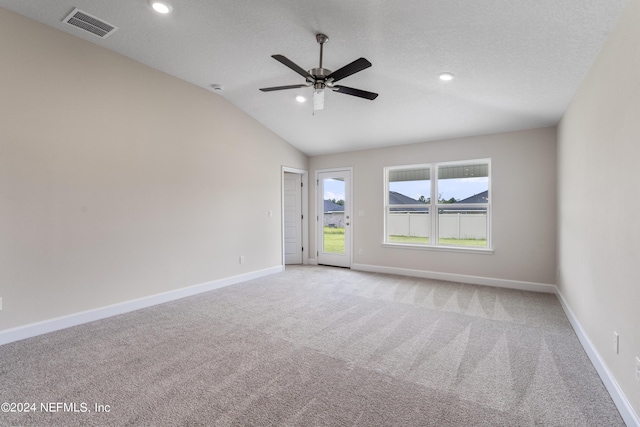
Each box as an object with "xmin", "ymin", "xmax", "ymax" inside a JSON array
[
  {"xmin": 317, "ymin": 170, "xmax": 351, "ymax": 268},
  {"xmin": 284, "ymin": 172, "xmax": 302, "ymax": 264}
]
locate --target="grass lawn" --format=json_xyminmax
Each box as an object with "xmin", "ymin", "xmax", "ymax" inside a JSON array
[
  {"xmin": 323, "ymin": 229, "xmax": 486, "ymax": 252},
  {"xmin": 389, "ymin": 235, "xmax": 487, "ymax": 247},
  {"xmin": 323, "ymin": 227, "xmax": 345, "ymax": 253}
]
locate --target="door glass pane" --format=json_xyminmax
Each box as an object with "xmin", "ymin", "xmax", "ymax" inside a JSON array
[{"xmin": 323, "ymin": 178, "xmax": 345, "ymax": 254}]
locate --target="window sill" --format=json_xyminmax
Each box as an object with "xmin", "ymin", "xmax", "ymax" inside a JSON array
[{"xmin": 382, "ymin": 242, "xmax": 494, "ymax": 254}]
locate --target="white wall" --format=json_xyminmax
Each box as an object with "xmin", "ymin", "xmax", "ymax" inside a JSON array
[
  {"xmin": 310, "ymin": 126, "xmax": 557, "ymax": 285},
  {"xmin": 558, "ymin": 0, "xmax": 640, "ymax": 418},
  {"xmin": 0, "ymin": 8, "xmax": 307, "ymax": 331}
]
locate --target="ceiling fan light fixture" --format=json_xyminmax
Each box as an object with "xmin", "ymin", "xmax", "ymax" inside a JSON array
[
  {"xmin": 439, "ymin": 72, "xmax": 454, "ymax": 81},
  {"xmin": 313, "ymin": 89, "xmax": 325, "ymax": 111},
  {"xmin": 150, "ymin": 1, "xmax": 173, "ymax": 14}
]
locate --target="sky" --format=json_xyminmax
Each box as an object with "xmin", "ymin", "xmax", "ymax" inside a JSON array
[
  {"xmin": 390, "ymin": 178, "xmax": 488, "ymax": 201},
  {"xmin": 323, "ymin": 179, "xmax": 345, "ymax": 202},
  {"xmin": 323, "ymin": 177, "xmax": 488, "ymax": 203}
]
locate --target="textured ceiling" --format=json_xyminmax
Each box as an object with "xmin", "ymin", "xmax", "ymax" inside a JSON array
[{"xmin": 0, "ymin": 0, "xmax": 628, "ymax": 155}]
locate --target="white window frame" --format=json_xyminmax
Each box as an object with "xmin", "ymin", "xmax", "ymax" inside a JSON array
[{"xmin": 383, "ymin": 159, "xmax": 492, "ymax": 253}]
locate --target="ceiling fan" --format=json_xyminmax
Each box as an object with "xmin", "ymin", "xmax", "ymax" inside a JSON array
[{"xmin": 260, "ymin": 33, "xmax": 378, "ymax": 111}]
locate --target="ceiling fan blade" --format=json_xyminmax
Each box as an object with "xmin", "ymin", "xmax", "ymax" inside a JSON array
[
  {"xmin": 333, "ymin": 85, "xmax": 378, "ymax": 100},
  {"xmin": 272, "ymin": 55, "xmax": 314, "ymax": 80},
  {"xmin": 326, "ymin": 58, "xmax": 372, "ymax": 83},
  {"xmin": 259, "ymin": 84, "xmax": 309, "ymax": 92}
]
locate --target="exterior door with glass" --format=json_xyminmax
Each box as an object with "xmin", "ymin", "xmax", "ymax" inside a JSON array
[{"xmin": 317, "ymin": 170, "xmax": 351, "ymax": 268}]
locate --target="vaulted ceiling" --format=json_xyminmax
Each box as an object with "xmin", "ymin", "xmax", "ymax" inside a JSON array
[{"xmin": 0, "ymin": 0, "xmax": 627, "ymax": 155}]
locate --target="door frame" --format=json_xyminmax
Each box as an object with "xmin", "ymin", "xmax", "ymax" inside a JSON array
[
  {"xmin": 282, "ymin": 166, "xmax": 309, "ymax": 266},
  {"xmin": 315, "ymin": 167, "xmax": 353, "ymax": 268}
]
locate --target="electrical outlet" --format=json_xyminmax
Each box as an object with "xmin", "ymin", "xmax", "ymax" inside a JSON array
[
  {"xmin": 358, "ymin": 248, "xmax": 363, "ymax": 255},
  {"xmin": 635, "ymin": 356, "xmax": 640, "ymax": 382},
  {"xmin": 613, "ymin": 332, "xmax": 619, "ymax": 354},
  {"xmin": 239, "ymin": 256, "xmax": 245, "ymax": 264}
]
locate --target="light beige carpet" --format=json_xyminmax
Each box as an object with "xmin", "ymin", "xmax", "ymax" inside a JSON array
[{"xmin": 0, "ymin": 265, "xmax": 623, "ymax": 426}]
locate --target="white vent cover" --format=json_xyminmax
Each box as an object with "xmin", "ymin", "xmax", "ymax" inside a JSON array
[{"xmin": 62, "ymin": 8, "xmax": 118, "ymax": 39}]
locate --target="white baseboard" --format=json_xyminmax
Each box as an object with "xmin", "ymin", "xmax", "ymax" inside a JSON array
[
  {"xmin": 556, "ymin": 290, "xmax": 640, "ymax": 427},
  {"xmin": 0, "ymin": 265, "xmax": 284, "ymax": 347},
  {"xmin": 351, "ymin": 263, "xmax": 557, "ymax": 293}
]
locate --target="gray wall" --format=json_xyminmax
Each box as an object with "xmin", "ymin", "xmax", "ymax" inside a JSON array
[
  {"xmin": 558, "ymin": 0, "xmax": 640, "ymax": 415},
  {"xmin": 310, "ymin": 126, "xmax": 557, "ymax": 285},
  {"xmin": 0, "ymin": 8, "xmax": 308, "ymax": 331}
]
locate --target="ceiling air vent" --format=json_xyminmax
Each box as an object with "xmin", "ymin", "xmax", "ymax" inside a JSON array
[{"xmin": 62, "ymin": 8, "xmax": 118, "ymax": 39}]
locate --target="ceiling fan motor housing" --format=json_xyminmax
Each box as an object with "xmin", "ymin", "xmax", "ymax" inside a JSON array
[{"xmin": 309, "ymin": 67, "xmax": 333, "ymax": 86}]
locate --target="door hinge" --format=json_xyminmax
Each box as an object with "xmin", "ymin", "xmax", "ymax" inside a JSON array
[
  {"xmin": 316, "ymin": 179, "xmax": 319, "ymax": 185},
  {"xmin": 301, "ymin": 182, "xmax": 303, "ymax": 187},
  {"xmin": 301, "ymin": 214, "xmax": 304, "ymax": 220},
  {"xmin": 302, "ymin": 247, "xmax": 304, "ymax": 252}
]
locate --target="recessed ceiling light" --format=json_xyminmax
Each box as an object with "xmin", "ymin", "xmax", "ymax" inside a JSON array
[
  {"xmin": 150, "ymin": 1, "xmax": 172, "ymax": 14},
  {"xmin": 296, "ymin": 95, "xmax": 306, "ymax": 103},
  {"xmin": 439, "ymin": 72, "xmax": 454, "ymax": 81}
]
